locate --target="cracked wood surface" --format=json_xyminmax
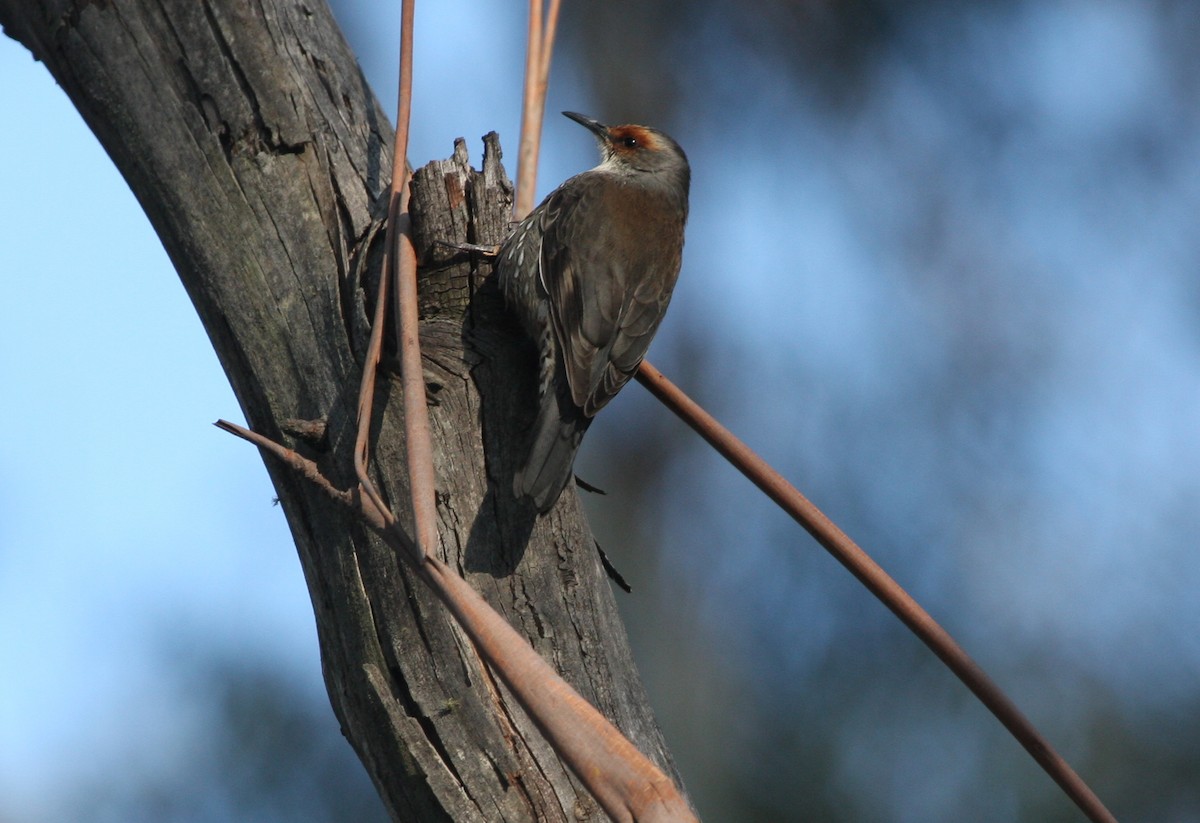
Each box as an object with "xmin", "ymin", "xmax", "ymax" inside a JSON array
[{"xmin": 0, "ymin": 0, "xmax": 684, "ymax": 819}]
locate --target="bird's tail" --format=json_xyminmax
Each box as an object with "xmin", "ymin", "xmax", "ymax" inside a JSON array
[{"xmin": 514, "ymin": 387, "xmax": 592, "ymax": 513}]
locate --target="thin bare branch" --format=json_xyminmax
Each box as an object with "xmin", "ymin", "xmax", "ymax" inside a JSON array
[
  {"xmin": 353, "ymin": 0, "xmax": 434, "ymax": 557},
  {"xmin": 388, "ymin": 0, "xmax": 439, "ymax": 559},
  {"xmin": 514, "ymin": 0, "xmax": 543, "ymax": 219},
  {"xmin": 539, "ymin": 0, "xmax": 562, "ymax": 101},
  {"xmin": 352, "ymin": 212, "xmax": 392, "ymax": 519},
  {"xmin": 351, "ymin": 0, "xmax": 414, "ymax": 521},
  {"xmin": 634, "ymin": 360, "xmax": 1116, "ymax": 823},
  {"xmin": 216, "ymin": 419, "xmax": 356, "ymax": 509},
  {"xmin": 514, "ymin": 0, "xmax": 561, "ymax": 219}
]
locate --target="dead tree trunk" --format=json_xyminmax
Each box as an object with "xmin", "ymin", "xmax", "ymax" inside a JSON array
[{"xmin": 0, "ymin": 1, "xmax": 682, "ymax": 819}]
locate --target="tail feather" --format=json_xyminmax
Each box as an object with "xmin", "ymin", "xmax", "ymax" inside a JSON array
[{"xmin": 514, "ymin": 391, "xmax": 591, "ymax": 513}]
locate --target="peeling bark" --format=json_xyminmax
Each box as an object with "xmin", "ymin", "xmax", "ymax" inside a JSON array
[{"xmin": 0, "ymin": 0, "xmax": 682, "ymax": 819}]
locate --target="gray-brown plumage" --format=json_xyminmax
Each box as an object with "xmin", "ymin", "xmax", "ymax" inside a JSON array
[{"xmin": 497, "ymin": 111, "xmax": 690, "ymax": 512}]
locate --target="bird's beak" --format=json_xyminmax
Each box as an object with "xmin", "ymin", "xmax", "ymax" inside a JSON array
[{"xmin": 562, "ymin": 111, "xmax": 608, "ymax": 137}]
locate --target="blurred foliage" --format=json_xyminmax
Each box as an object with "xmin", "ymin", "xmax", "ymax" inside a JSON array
[
  {"xmin": 557, "ymin": 1, "xmax": 1200, "ymax": 821},
  {"xmin": 60, "ymin": 649, "xmax": 387, "ymax": 823},
  {"xmin": 563, "ymin": 0, "xmax": 1011, "ymax": 117}
]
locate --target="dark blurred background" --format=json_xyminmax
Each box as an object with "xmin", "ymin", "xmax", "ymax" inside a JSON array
[{"xmin": 3, "ymin": 1, "xmax": 1199, "ymax": 821}]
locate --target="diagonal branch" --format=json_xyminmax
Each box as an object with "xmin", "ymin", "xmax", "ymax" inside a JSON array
[
  {"xmin": 634, "ymin": 361, "xmax": 1117, "ymax": 823},
  {"xmin": 216, "ymin": 419, "xmax": 697, "ymax": 822}
]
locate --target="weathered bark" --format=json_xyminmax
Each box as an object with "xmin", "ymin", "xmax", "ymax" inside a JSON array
[{"xmin": 0, "ymin": 1, "xmax": 681, "ymax": 820}]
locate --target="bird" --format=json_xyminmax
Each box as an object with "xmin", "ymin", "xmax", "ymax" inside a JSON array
[{"xmin": 496, "ymin": 111, "xmax": 690, "ymax": 513}]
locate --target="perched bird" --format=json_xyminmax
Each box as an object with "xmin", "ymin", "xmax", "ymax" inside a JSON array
[{"xmin": 497, "ymin": 111, "xmax": 690, "ymax": 512}]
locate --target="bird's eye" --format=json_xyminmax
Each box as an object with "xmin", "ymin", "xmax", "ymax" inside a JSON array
[{"xmin": 621, "ymin": 135, "xmax": 639, "ymax": 148}]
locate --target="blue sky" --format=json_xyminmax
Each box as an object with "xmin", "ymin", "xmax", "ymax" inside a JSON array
[{"xmin": 0, "ymin": 39, "xmax": 317, "ymax": 818}]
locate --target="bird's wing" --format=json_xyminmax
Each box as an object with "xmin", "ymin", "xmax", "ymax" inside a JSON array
[{"xmin": 540, "ymin": 179, "xmax": 682, "ymax": 417}]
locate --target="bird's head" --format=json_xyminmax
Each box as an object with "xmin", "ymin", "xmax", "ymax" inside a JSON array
[{"xmin": 563, "ymin": 111, "xmax": 690, "ymax": 188}]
